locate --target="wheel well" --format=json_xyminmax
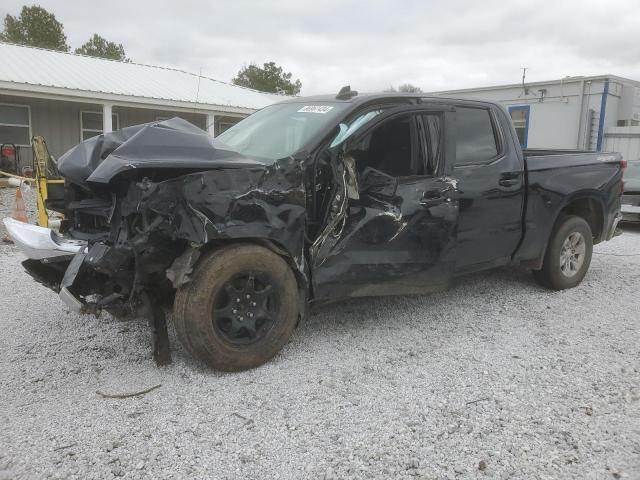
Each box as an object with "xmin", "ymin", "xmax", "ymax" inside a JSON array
[
  {"xmin": 199, "ymin": 237, "xmax": 310, "ymax": 311},
  {"xmin": 560, "ymin": 197, "xmax": 604, "ymax": 242}
]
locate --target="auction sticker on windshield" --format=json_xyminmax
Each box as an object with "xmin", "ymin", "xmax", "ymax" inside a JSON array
[{"xmin": 298, "ymin": 105, "xmax": 334, "ymax": 114}]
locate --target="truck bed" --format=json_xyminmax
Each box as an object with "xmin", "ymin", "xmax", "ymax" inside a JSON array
[
  {"xmin": 523, "ymin": 149, "xmax": 622, "ymax": 172},
  {"xmin": 514, "ymin": 149, "xmax": 623, "ymax": 267}
]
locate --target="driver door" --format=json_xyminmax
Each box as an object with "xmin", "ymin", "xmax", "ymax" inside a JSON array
[{"xmin": 311, "ymin": 106, "xmax": 459, "ymax": 300}]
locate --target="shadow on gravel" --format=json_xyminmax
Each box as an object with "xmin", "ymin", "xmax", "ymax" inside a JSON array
[
  {"xmin": 621, "ymin": 222, "xmax": 640, "ymax": 233},
  {"xmin": 305, "ymin": 265, "xmax": 540, "ymax": 328}
]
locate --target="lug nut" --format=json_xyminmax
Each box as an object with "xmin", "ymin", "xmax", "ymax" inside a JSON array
[
  {"xmin": 251, "ymin": 302, "xmax": 257, "ymax": 307},
  {"xmin": 236, "ymin": 298, "xmax": 241, "ymax": 303},
  {"xmin": 246, "ymin": 294, "xmax": 251, "ymax": 299},
  {"xmin": 248, "ymin": 312, "xmax": 253, "ymax": 318},
  {"xmin": 232, "ymin": 309, "xmax": 237, "ymax": 314},
  {"xmin": 239, "ymin": 316, "xmax": 244, "ymax": 321}
]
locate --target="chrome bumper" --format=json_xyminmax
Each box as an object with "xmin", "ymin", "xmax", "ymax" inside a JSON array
[{"xmin": 3, "ymin": 217, "xmax": 86, "ymax": 260}]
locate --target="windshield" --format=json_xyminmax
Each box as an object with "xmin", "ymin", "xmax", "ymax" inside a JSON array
[
  {"xmin": 216, "ymin": 102, "xmax": 348, "ymax": 160},
  {"xmin": 330, "ymin": 109, "xmax": 385, "ymax": 148}
]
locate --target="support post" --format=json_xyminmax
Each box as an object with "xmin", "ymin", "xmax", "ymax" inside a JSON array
[
  {"xmin": 206, "ymin": 113, "xmax": 216, "ymax": 137},
  {"xmin": 103, "ymin": 103, "xmax": 113, "ymax": 134},
  {"xmin": 596, "ymin": 80, "xmax": 609, "ymax": 152}
]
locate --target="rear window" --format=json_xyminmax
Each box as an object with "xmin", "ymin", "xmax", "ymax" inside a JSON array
[{"xmin": 455, "ymin": 107, "xmax": 499, "ymax": 166}]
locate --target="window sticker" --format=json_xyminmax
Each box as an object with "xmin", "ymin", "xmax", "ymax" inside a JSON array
[{"xmin": 297, "ymin": 105, "xmax": 334, "ymax": 114}]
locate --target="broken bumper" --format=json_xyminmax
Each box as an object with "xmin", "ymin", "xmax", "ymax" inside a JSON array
[
  {"xmin": 3, "ymin": 217, "xmax": 86, "ymax": 260},
  {"xmin": 3, "ymin": 217, "xmax": 89, "ymax": 312}
]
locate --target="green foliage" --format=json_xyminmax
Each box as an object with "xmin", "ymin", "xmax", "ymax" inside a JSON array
[
  {"xmin": 233, "ymin": 62, "xmax": 302, "ymax": 95},
  {"xmin": 0, "ymin": 5, "xmax": 69, "ymax": 51},
  {"xmin": 385, "ymin": 84, "xmax": 423, "ymax": 93},
  {"xmin": 398, "ymin": 83, "xmax": 423, "ymax": 93},
  {"xmin": 75, "ymin": 34, "xmax": 128, "ymax": 61}
]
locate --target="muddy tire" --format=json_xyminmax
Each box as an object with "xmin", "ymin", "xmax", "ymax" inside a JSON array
[
  {"xmin": 532, "ymin": 215, "xmax": 593, "ymax": 290},
  {"xmin": 173, "ymin": 244, "xmax": 299, "ymax": 371}
]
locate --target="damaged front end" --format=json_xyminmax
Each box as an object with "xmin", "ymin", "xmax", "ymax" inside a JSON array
[{"xmin": 6, "ymin": 118, "xmax": 309, "ymax": 327}]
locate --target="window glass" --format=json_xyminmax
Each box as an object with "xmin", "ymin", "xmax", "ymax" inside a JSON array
[
  {"xmin": 509, "ymin": 106, "xmax": 529, "ymax": 148},
  {"xmin": 218, "ymin": 122, "xmax": 237, "ymax": 134},
  {"xmin": 348, "ymin": 114, "xmax": 415, "ymax": 177},
  {"xmin": 0, "ymin": 104, "xmax": 30, "ymax": 145},
  {"xmin": 0, "ymin": 125, "xmax": 30, "ymax": 145},
  {"xmin": 82, "ymin": 130, "xmax": 100, "ymax": 141},
  {"xmin": 421, "ymin": 114, "xmax": 443, "ymax": 175},
  {"xmin": 216, "ymin": 102, "xmax": 349, "ymax": 160},
  {"xmin": 81, "ymin": 112, "xmax": 119, "ymax": 141},
  {"xmin": 455, "ymin": 107, "xmax": 498, "ymax": 165},
  {"xmin": 330, "ymin": 110, "xmax": 384, "ymax": 147},
  {"xmin": 82, "ymin": 112, "xmax": 102, "ymax": 130},
  {"xmin": 0, "ymin": 105, "xmax": 29, "ymax": 125}
]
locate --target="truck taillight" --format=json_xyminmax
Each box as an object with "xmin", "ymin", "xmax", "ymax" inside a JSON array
[{"xmin": 621, "ymin": 159, "xmax": 626, "ymax": 193}]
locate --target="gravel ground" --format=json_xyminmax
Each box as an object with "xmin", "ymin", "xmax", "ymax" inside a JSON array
[{"xmin": 0, "ymin": 185, "xmax": 639, "ymax": 480}]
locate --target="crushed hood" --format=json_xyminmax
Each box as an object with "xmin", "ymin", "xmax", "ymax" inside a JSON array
[{"xmin": 57, "ymin": 117, "xmax": 267, "ymax": 188}]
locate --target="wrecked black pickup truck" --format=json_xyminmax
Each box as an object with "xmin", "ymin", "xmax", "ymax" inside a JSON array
[{"xmin": 4, "ymin": 89, "xmax": 625, "ymax": 371}]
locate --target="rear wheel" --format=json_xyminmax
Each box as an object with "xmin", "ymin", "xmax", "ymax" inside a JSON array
[
  {"xmin": 174, "ymin": 244, "xmax": 299, "ymax": 371},
  {"xmin": 532, "ymin": 215, "xmax": 593, "ymax": 290}
]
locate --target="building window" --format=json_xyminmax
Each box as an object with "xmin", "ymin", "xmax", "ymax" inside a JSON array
[
  {"xmin": 218, "ymin": 121, "xmax": 237, "ymax": 134},
  {"xmin": 80, "ymin": 111, "xmax": 119, "ymax": 141},
  {"xmin": 0, "ymin": 104, "xmax": 31, "ymax": 146},
  {"xmin": 508, "ymin": 106, "xmax": 530, "ymax": 148}
]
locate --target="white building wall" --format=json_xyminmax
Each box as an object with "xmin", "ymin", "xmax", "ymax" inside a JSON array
[
  {"xmin": 604, "ymin": 126, "xmax": 640, "ymax": 161},
  {"xmin": 435, "ymin": 77, "xmax": 634, "ymax": 151}
]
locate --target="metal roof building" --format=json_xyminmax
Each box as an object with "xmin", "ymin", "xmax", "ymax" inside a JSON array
[{"xmin": 0, "ymin": 42, "xmax": 281, "ymax": 167}]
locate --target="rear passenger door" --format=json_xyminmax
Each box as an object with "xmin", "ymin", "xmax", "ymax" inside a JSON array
[{"xmin": 452, "ymin": 105, "xmax": 525, "ymax": 271}]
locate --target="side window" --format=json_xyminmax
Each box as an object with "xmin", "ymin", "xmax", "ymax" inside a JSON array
[
  {"xmin": 80, "ymin": 111, "xmax": 119, "ymax": 141},
  {"xmin": 455, "ymin": 107, "xmax": 499, "ymax": 166},
  {"xmin": 0, "ymin": 104, "xmax": 31, "ymax": 146},
  {"xmin": 349, "ymin": 114, "xmax": 416, "ymax": 177},
  {"xmin": 420, "ymin": 114, "xmax": 443, "ymax": 176}
]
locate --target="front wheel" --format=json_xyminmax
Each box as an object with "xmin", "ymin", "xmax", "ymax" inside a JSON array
[
  {"xmin": 174, "ymin": 244, "xmax": 300, "ymax": 371},
  {"xmin": 532, "ymin": 215, "xmax": 593, "ymax": 290}
]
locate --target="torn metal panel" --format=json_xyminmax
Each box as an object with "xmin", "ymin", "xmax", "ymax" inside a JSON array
[
  {"xmin": 311, "ymin": 166, "xmax": 458, "ymax": 300},
  {"xmin": 166, "ymin": 248, "xmax": 201, "ymax": 289},
  {"xmin": 57, "ymin": 118, "xmax": 263, "ymax": 189},
  {"xmin": 22, "ymin": 118, "xmax": 311, "ymax": 318},
  {"xmin": 118, "ymin": 157, "xmax": 309, "ymax": 267}
]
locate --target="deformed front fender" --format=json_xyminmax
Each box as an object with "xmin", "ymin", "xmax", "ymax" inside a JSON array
[{"xmin": 120, "ymin": 158, "xmax": 310, "ymax": 287}]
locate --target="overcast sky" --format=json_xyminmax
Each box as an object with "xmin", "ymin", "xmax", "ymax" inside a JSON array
[{"xmin": 2, "ymin": 0, "xmax": 639, "ymax": 95}]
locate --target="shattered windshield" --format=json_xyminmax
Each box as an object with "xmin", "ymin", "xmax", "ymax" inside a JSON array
[
  {"xmin": 330, "ymin": 109, "xmax": 385, "ymax": 148},
  {"xmin": 216, "ymin": 102, "xmax": 348, "ymax": 160}
]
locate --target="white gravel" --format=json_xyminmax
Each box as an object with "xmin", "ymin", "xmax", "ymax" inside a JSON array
[{"xmin": 0, "ymin": 185, "xmax": 639, "ymax": 480}]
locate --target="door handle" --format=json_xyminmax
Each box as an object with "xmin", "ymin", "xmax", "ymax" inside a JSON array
[
  {"xmin": 499, "ymin": 172, "xmax": 520, "ymax": 187},
  {"xmin": 420, "ymin": 191, "xmax": 447, "ymax": 207},
  {"xmin": 420, "ymin": 198, "xmax": 442, "ymax": 207}
]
